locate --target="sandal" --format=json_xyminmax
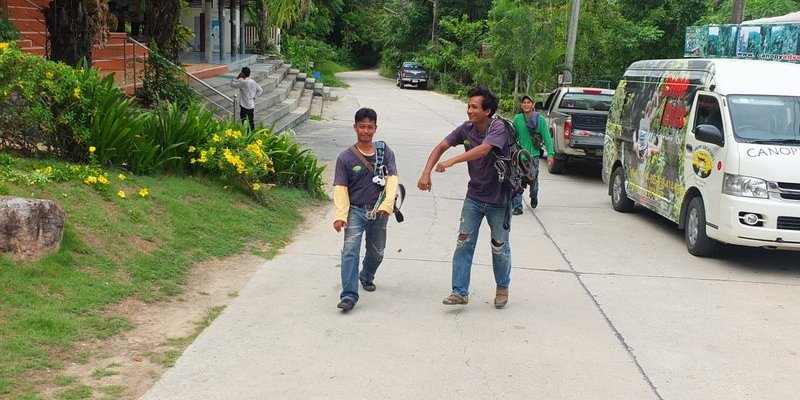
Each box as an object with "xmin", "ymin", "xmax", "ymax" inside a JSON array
[{"xmin": 442, "ymin": 294, "xmax": 468, "ymax": 305}]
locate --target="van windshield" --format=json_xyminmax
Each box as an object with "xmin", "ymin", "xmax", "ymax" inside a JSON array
[
  {"xmin": 559, "ymin": 93, "xmax": 613, "ymax": 111},
  {"xmin": 729, "ymin": 95, "xmax": 800, "ymax": 144}
]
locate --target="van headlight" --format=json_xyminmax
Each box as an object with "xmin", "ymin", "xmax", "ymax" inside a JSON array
[{"xmin": 722, "ymin": 173, "xmax": 768, "ymax": 198}]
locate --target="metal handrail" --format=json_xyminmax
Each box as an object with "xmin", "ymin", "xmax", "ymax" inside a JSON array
[{"xmin": 122, "ymin": 37, "xmax": 236, "ymax": 117}]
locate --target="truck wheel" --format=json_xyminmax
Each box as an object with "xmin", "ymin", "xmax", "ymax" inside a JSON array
[
  {"xmin": 548, "ymin": 155, "xmax": 567, "ymax": 174},
  {"xmin": 610, "ymin": 167, "xmax": 635, "ymax": 212},
  {"xmin": 685, "ymin": 196, "xmax": 716, "ymax": 257}
]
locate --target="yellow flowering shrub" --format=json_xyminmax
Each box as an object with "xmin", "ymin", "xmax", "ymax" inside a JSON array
[
  {"xmin": 193, "ymin": 128, "xmax": 275, "ymax": 201},
  {"xmin": 0, "ymin": 43, "xmax": 121, "ymax": 161}
]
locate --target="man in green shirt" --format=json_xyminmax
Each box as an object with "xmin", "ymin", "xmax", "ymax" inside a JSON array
[{"xmin": 511, "ymin": 95, "xmax": 555, "ymax": 214}]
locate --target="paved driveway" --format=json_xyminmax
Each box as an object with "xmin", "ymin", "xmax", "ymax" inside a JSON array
[{"xmin": 141, "ymin": 70, "xmax": 800, "ymax": 400}]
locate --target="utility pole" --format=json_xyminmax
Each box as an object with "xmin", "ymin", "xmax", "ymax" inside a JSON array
[
  {"xmin": 430, "ymin": 0, "xmax": 438, "ymax": 44},
  {"xmin": 731, "ymin": 0, "xmax": 746, "ymax": 24},
  {"xmin": 218, "ymin": 0, "xmax": 225, "ymax": 61},
  {"xmin": 563, "ymin": 0, "xmax": 580, "ymax": 86}
]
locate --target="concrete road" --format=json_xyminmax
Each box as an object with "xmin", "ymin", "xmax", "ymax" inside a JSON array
[{"xmin": 141, "ymin": 70, "xmax": 800, "ymax": 400}]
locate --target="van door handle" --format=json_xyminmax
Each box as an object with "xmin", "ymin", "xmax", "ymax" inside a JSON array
[{"xmin": 686, "ymin": 144, "xmax": 693, "ymax": 152}]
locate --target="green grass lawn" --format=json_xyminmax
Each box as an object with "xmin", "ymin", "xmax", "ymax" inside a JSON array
[
  {"xmin": 0, "ymin": 155, "xmax": 318, "ymax": 399},
  {"xmin": 315, "ymin": 60, "xmax": 350, "ymax": 88}
]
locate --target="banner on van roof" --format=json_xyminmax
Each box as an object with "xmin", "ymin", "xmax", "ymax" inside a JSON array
[{"xmin": 685, "ymin": 24, "xmax": 800, "ymax": 63}]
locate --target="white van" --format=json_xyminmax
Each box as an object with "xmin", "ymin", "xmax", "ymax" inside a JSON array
[{"xmin": 602, "ymin": 58, "xmax": 800, "ymax": 256}]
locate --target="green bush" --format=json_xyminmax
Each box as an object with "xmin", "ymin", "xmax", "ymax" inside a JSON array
[
  {"xmin": 192, "ymin": 127, "xmax": 325, "ymax": 200},
  {"xmin": 315, "ymin": 60, "xmax": 349, "ymax": 88},
  {"xmin": 261, "ymin": 131, "xmax": 325, "ymax": 198},
  {"xmin": 0, "ymin": 43, "xmax": 325, "ymax": 198},
  {"xmin": 499, "ymin": 98, "xmax": 515, "ymax": 114},
  {"xmin": 0, "ymin": 12, "xmax": 19, "ymax": 41},
  {"xmin": 88, "ymin": 86, "xmax": 146, "ymax": 168},
  {"xmin": 136, "ymin": 102, "xmax": 221, "ymax": 174},
  {"xmin": 283, "ymin": 36, "xmax": 338, "ymax": 73},
  {"xmin": 134, "ymin": 45, "xmax": 198, "ymax": 109},
  {"xmin": 0, "ymin": 45, "xmax": 120, "ymax": 162}
]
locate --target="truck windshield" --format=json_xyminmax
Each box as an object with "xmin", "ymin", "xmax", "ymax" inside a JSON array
[
  {"xmin": 729, "ymin": 95, "xmax": 800, "ymax": 144},
  {"xmin": 558, "ymin": 93, "xmax": 613, "ymax": 111}
]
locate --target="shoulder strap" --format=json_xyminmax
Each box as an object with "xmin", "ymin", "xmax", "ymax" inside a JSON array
[
  {"xmin": 349, "ymin": 145, "xmax": 375, "ymax": 173},
  {"xmin": 375, "ymin": 141, "xmax": 386, "ymax": 166},
  {"xmin": 374, "ymin": 141, "xmax": 388, "ymax": 178}
]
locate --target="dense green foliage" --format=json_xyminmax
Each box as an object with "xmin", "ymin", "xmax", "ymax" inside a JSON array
[
  {"xmin": 0, "ymin": 9, "xmax": 19, "ymax": 41},
  {"xmin": 278, "ymin": 0, "xmax": 797, "ymax": 110},
  {"xmin": 696, "ymin": 0, "xmax": 799, "ymax": 26},
  {"xmin": 134, "ymin": 46, "xmax": 199, "ymax": 109},
  {"xmin": 0, "ymin": 44, "xmax": 118, "ymax": 162},
  {"xmin": 0, "ymin": 44, "xmax": 326, "ymax": 198}
]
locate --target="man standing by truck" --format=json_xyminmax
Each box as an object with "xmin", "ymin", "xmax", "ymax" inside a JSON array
[{"xmin": 512, "ymin": 95, "xmax": 554, "ymax": 214}]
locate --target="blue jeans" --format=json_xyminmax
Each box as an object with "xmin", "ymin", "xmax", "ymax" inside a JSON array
[
  {"xmin": 450, "ymin": 196, "xmax": 512, "ymax": 298},
  {"xmin": 512, "ymin": 158, "xmax": 540, "ymax": 210},
  {"xmin": 340, "ymin": 205, "xmax": 388, "ymax": 302}
]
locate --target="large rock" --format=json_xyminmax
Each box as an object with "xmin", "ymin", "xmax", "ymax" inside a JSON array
[{"xmin": 0, "ymin": 196, "xmax": 65, "ymax": 258}]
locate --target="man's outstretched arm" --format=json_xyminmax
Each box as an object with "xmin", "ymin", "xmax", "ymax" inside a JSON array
[{"xmin": 417, "ymin": 140, "xmax": 451, "ymax": 191}]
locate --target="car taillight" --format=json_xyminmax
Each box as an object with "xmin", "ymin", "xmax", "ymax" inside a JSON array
[
  {"xmin": 582, "ymin": 89, "xmax": 602, "ymax": 94},
  {"xmin": 564, "ymin": 119, "xmax": 572, "ymax": 140}
]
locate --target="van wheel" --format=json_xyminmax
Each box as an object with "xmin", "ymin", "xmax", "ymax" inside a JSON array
[
  {"xmin": 685, "ymin": 196, "xmax": 716, "ymax": 257},
  {"xmin": 610, "ymin": 167, "xmax": 634, "ymax": 212},
  {"xmin": 548, "ymin": 155, "xmax": 566, "ymax": 174}
]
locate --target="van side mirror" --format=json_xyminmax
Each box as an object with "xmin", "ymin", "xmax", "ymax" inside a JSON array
[
  {"xmin": 693, "ymin": 124, "xmax": 724, "ymax": 147},
  {"xmin": 534, "ymin": 101, "xmax": 544, "ymax": 111}
]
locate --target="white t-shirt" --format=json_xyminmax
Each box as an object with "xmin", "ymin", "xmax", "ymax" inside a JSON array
[{"xmin": 230, "ymin": 77, "xmax": 264, "ymax": 109}]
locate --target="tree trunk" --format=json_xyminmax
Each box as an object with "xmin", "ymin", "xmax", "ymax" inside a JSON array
[
  {"xmin": 431, "ymin": 0, "xmax": 438, "ymax": 44},
  {"xmin": 257, "ymin": 0, "xmax": 267, "ymax": 53},
  {"xmin": 44, "ymin": 0, "xmax": 99, "ymax": 66},
  {"xmin": 525, "ymin": 71, "xmax": 531, "ymax": 97},
  {"xmin": 143, "ymin": 0, "xmax": 182, "ymax": 62},
  {"xmin": 731, "ymin": 0, "xmax": 745, "ymax": 24},
  {"xmin": 513, "ymin": 70, "xmax": 520, "ymax": 112}
]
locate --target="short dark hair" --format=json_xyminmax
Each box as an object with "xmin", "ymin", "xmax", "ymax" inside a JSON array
[
  {"xmin": 354, "ymin": 107, "xmax": 377, "ymax": 123},
  {"xmin": 241, "ymin": 67, "xmax": 251, "ymax": 77},
  {"xmin": 467, "ymin": 86, "xmax": 499, "ymax": 117}
]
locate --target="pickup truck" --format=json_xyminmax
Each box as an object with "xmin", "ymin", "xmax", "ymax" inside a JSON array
[{"xmin": 535, "ymin": 87, "xmax": 615, "ymax": 174}]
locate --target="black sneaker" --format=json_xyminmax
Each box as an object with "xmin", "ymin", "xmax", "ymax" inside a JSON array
[
  {"xmin": 512, "ymin": 208, "xmax": 523, "ymax": 215},
  {"xmin": 337, "ymin": 298, "xmax": 355, "ymax": 311},
  {"xmin": 360, "ymin": 279, "xmax": 376, "ymax": 292},
  {"xmin": 530, "ymin": 197, "xmax": 538, "ymax": 209}
]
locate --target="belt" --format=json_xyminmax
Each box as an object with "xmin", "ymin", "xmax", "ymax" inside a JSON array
[{"xmin": 354, "ymin": 204, "xmax": 376, "ymax": 209}]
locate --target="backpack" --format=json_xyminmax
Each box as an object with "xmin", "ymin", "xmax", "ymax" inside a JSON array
[
  {"xmin": 350, "ymin": 141, "xmax": 406, "ymax": 223},
  {"xmin": 490, "ymin": 116, "xmax": 535, "ymax": 196},
  {"xmin": 527, "ymin": 112, "xmax": 544, "ymax": 151}
]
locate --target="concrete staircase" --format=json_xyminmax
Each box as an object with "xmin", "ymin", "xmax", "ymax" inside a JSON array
[
  {"xmin": 7, "ymin": 0, "xmax": 47, "ymax": 55},
  {"xmin": 191, "ymin": 58, "xmax": 325, "ymax": 134}
]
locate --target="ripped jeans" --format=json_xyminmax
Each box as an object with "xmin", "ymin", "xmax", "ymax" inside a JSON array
[
  {"xmin": 450, "ymin": 196, "xmax": 512, "ymax": 298},
  {"xmin": 340, "ymin": 205, "xmax": 388, "ymax": 302}
]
